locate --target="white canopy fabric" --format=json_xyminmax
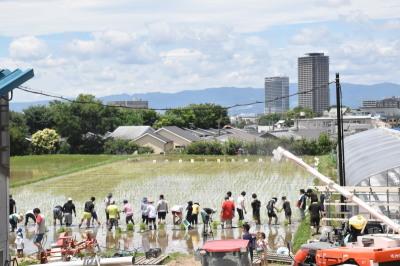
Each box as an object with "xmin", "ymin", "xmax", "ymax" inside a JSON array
[{"xmin": 344, "ymin": 128, "xmax": 400, "ymax": 186}]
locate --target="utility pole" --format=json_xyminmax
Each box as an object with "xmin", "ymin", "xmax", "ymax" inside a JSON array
[{"xmin": 335, "ymin": 73, "xmax": 346, "ymax": 206}]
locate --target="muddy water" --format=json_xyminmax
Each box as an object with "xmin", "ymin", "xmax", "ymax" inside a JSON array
[
  {"xmin": 9, "ymin": 159, "xmax": 310, "ymax": 257},
  {"xmin": 9, "ymin": 223, "xmax": 295, "ymax": 255}
]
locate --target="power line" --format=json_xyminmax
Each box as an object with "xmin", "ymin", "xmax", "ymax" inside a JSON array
[{"xmin": 17, "ymin": 82, "xmax": 335, "ymax": 112}]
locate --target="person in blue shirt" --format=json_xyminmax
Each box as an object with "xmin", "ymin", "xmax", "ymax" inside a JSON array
[{"xmin": 242, "ymin": 222, "xmax": 256, "ymax": 262}]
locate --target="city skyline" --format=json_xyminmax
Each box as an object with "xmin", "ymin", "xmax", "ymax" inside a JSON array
[{"xmin": 0, "ymin": 1, "xmax": 399, "ymax": 103}]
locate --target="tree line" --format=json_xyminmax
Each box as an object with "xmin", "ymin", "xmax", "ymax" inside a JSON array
[
  {"xmin": 185, "ymin": 134, "xmax": 336, "ymax": 156},
  {"xmin": 9, "ymin": 94, "xmax": 230, "ymax": 156}
]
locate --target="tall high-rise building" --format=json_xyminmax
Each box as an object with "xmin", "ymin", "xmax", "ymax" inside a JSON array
[
  {"xmin": 264, "ymin": 76, "xmax": 289, "ymax": 114},
  {"xmin": 298, "ymin": 53, "xmax": 329, "ymax": 114}
]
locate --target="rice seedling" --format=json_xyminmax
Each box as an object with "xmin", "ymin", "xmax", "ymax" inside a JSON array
[
  {"xmin": 11, "ymin": 156, "xmax": 314, "ymax": 227},
  {"xmin": 126, "ymin": 223, "xmax": 134, "ymax": 231}
]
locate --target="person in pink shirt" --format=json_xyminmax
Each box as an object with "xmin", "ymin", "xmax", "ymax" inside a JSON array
[{"xmin": 122, "ymin": 199, "xmax": 134, "ymax": 225}]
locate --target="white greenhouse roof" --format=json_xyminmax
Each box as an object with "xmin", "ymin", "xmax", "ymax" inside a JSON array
[{"xmin": 344, "ymin": 128, "xmax": 400, "ymax": 186}]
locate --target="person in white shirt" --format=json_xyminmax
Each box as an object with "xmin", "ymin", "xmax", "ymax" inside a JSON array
[
  {"xmin": 15, "ymin": 228, "xmax": 24, "ymax": 258},
  {"xmin": 146, "ymin": 199, "xmax": 157, "ymax": 230},
  {"xmin": 236, "ymin": 191, "xmax": 247, "ymax": 221},
  {"xmin": 171, "ymin": 205, "xmax": 183, "ymax": 225}
]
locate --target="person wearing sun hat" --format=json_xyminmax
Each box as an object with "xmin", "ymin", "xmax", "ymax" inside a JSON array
[
  {"xmin": 63, "ymin": 197, "xmax": 76, "ymax": 226},
  {"xmin": 146, "ymin": 198, "xmax": 157, "ymax": 230},
  {"xmin": 15, "ymin": 227, "xmax": 24, "ymax": 258}
]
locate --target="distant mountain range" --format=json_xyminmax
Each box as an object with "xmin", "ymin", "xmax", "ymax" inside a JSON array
[{"xmin": 10, "ymin": 82, "xmax": 400, "ymax": 115}]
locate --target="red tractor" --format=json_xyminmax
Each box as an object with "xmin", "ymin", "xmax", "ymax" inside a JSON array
[
  {"xmin": 197, "ymin": 239, "xmax": 252, "ymax": 266},
  {"xmin": 293, "ymin": 234, "xmax": 400, "ymax": 266}
]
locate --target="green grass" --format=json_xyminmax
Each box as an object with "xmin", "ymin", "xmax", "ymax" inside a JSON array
[
  {"xmin": 292, "ymin": 215, "xmax": 311, "ymax": 252},
  {"xmin": 318, "ymin": 154, "xmax": 337, "ymax": 181},
  {"xmin": 162, "ymin": 252, "xmax": 190, "ymax": 264},
  {"xmin": 10, "ymin": 154, "xmax": 128, "ymax": 187}
]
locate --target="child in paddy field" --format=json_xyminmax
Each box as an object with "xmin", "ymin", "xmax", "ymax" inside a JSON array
[
  {"xmin": 256, "ymin": 232, "xmax": 269, "ymax": 265},
  {"xmin": 242, "ymin": 223, "xmax": 256, "ymax": 262},
  {"xmin": 15, "ymin": 228, "xmax": 24, "ymax": 258}
]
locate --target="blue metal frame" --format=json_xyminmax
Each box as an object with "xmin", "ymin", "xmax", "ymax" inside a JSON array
[{"xmin": 0, "ymin": 68, "xmax": 34, "ymax": 97}]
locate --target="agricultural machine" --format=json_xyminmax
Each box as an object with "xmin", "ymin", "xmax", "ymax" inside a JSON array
[
  {"xmin": 197, "ymin": 239, "xmax": 252, "ymax": 266},
  {"xmin": 39, "ymin": 231, "xmax": 100, "ymax": 264},
  {"xmin": 274, "ymin": 147, "xmax": 400, "ymax": 266}
]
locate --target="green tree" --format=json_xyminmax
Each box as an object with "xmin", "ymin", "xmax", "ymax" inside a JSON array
[
  {"xmin": 23, "ymin": 105, "xmax": 55, "ymax": 134},
  {"xmin": 31, "ymin": 128, "xmax": 60, "ymax": 154},
  {"xmin": 258, "ymin": 113, "xmax": 281, "ymax": 126},
  {"xmin": 317, "ymin": 133, "xmax": 335, "ymax": 154},
  {"xmin": 9, "ymin": 111, "xmax": 30, "ymax": 156},
  {"xmin": 140, "ymin": 110, "xmax": 159, "ymax": 126},
  {"xmin": 223, "ymin": 139, "xmax": 243, "ymax": 155},
  {"xmin": 103, "ymin": 139, "xmax": 139, "ymax": 154},
  {"xmin": 284, "ymin": 107, "xmax": 315, "ymax": 126},
  {"xmin": 153, "ymin": 113, "xmax": 186, "ymax": 129},
  {"xmin": 189, "ymin": 103, "xmax": 229, "ymax": 128},
  {"xmin": 156, "ymin": 103, "xmax": 229, "ymax": 129},
  {"xmin": 50, "ymin": 95, "xmax": 120, "ymax": 153}
]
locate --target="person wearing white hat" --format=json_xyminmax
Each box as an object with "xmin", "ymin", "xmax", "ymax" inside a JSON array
[
  {"xmin": 146, "ymin": 199, "xmax": 157, "ymax": 230},
  {"xmin": 63, "ymin": 197, "xmax": 76, "ymax": 226}
]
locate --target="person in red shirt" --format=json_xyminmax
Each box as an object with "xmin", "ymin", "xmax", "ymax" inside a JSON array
[{"xmin": 221, "ymin": 196, "xmax": 235, "ymax": 228}]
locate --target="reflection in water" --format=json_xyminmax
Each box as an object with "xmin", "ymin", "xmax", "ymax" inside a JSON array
[
  {"xmin": 106, "ymin": 231, "xmax": 122, "ymax": 251},
  {"xmin": 123, "ymin": 232, "xmax": 134, "ymax": 251},
  {"xmin": 283, "ymin": 226, "xmax": 292, "ymax": 245},
  {"xmin": 141, "ymin": 231, "xmax": 150, "ymax": 252},
  {"xmin": 268, "ymin": 226, "xmax": 278, "ymax": 250},
  {"xmin": 11, "ymin": 223, "xmax": 297, "ymax": 255},
  {"xmin": 157, "ymin": 230, "xmax": 168, "ymax": 252}
]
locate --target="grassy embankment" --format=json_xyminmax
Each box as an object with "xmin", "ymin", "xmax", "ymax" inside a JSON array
[
  {"xmin": 292, "ymin": 153, "xmax": 337, "ymax": 251},
  {"xmin": 10, "ymin": 154, "xmax": 128, "ymax": 187}
]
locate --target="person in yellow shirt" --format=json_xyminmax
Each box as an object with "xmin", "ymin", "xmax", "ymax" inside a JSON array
[
  {"xmin": 106, "ymin": 200, "xmax": 120, "ymax": 231},
  {"xmin": 192, "ymin": 202, "xmax": 200, "ymax": 226}
]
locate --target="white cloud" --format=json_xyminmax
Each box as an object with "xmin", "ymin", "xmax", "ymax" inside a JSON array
[
  {"xmin": 0, "ymin": 0, "xmax": 399, "ymax": 36},
  {"xmin": 66, "ymin": 31, "xmax": 158, "ymax": 64},
  {"xmin": 381, "ymin": 19, "xmax": 400, "ymax": 30},
  {"xmin": 1, "ymin": 1, "xmax": 400, "ymax": 101},
  {"xmin": 313, "ymin": 0, "xmax": 351, "ymax": 7},
  {"xmin": 291, "ymin": 27, "xmax": 330, "ymax": 45},
  {"xmin": 9, "ymin": 36, "xmax": 48, "ymax": 60}
]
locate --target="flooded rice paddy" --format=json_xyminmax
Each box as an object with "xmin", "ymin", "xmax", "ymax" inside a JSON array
[
  {"xmin": 10, "ymin": 223, "xmax": 295, "ymax": 255},
  {"xmin": 10, "ymin": 157, "xmax": 313, "ymax": 255}
]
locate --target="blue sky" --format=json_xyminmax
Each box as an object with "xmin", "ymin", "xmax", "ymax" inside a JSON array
[{"xmin": 0, "ymin": 0, "xmax": 399, "ymax": 101}]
